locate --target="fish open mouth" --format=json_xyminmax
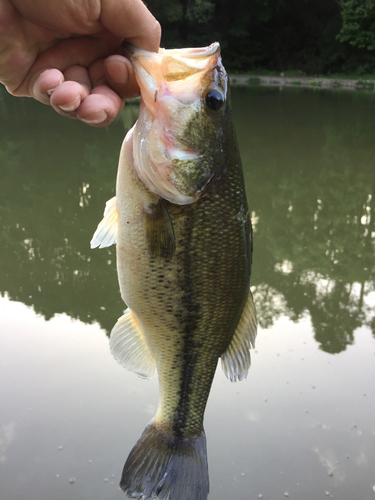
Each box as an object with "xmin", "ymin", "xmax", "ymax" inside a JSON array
[
  {"xmin": 122, "ymin": 42, "xmax": 221, "ymax": 88},
  {"xmin": 123, "ymin": 42, "xmax": 220, "ymax": 61},
  {"xmin": 155, "ymin": 43, "xmax": 220, "ymax": 59}
]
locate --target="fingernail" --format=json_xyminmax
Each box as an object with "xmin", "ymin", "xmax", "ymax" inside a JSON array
[
  {"xmin": 47, "ymin": 78, "xmax": 63, "ymax": 96},
  {"xmin": 81, "ymin": 110, "xmax": 108, "ymax": 125},
  {"xmin": 58, "ymin": 96, "xmax": 80, "ymax": 112}
]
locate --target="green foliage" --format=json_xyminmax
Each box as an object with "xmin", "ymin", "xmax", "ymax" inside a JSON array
[
  {"xmin": 148, "ymin": 0, "xmax": 183, "ymax": 23},
  {"xmin": 143, "ymin": 0, "xmax": 375, "ymax": 75},
  {"xmin": 186, "ymin": 0, "xmax": 215, "ymax": 24},
  {"xmin": 337, "ymin": 0, "xmax": 375, "ymax": 50}
]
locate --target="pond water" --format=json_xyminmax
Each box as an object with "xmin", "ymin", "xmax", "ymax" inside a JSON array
[{"xmin": 1, "ymin": 85, "xmax": 375, "ymax": 500}]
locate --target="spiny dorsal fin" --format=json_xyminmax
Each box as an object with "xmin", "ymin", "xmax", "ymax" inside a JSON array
[
  {"xmin": 221, "ymin": 289, "xmax": 257, "ymax": 382},
  {"xmin": 90, "ymin": 196, "xmax": 118, "ymax": 249},
  {"xmin": 110, "ymin": 309, "xmax": 156, "ymax": 379},
  {"xmin": 143, "ymin": 200, "xmax": 176, "ymax": 259}
]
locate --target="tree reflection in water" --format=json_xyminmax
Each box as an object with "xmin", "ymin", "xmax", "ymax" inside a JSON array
[
  {"xmin": 236, "ymin": 87, "xmax": 375, "ymax": 353},
  {"xmin": 0, "ymin": 86, "xmax": 374, "ymax": 353}
]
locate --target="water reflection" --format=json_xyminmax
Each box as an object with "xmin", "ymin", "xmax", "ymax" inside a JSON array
[
  {"xmin": 1, "ymin": 86, "xmax": 374, "ymax": 354},
  {"xmin": 0, "ymin": 88, "xmax": 125, "ymax": 332},
  {"xmin": 233, "ymin": 87, "xmax": 375, "ymax": 353}
]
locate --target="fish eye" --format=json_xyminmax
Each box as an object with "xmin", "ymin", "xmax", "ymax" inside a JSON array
[{"xmin": 205, "ymin": 90, "xmax": 225, "ymax": 112}]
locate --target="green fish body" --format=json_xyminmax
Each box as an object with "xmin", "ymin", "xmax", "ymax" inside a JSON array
[{"xmin": 91, "ymin": 43, "xmax": 256, "ymax": 500}]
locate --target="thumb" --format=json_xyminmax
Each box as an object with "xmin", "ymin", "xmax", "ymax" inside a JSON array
[
  {"xmin": 100, "ymin": 0, "xmax": 161, "ymax": 99},
  {"xmin": 103, "ymin": 54, "xmax": 140, "ymax": 99},
  {"xmin": 100, "ymin": 0, "xmax": 161, "ymax": 52}
]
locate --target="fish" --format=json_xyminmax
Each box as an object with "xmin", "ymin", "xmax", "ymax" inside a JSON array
[{"xmin": 90, "ymin": 42, "xmax": 257, "ymax": 500}]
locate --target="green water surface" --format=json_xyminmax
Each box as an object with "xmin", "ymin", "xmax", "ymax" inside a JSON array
[{"xmin": 1, "ymin": 86, "xmax": 374, "ymax": 500}]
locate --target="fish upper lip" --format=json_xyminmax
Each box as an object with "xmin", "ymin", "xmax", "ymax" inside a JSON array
[
  {"xmin": 122, "ymin": 41, "xmax": 221, "ymax": 60},
  {"xmin": 159, "ymin": 43, "xmax": 220, "ymax": 59},
  {"xmin": 121, "ymin": 41, "xmax": 136, "ymax": 59}
]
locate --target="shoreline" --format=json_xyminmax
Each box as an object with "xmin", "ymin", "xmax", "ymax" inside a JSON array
[{"xmin": 229, "ymin": 74, "xmax": 375, "ymax": 91}]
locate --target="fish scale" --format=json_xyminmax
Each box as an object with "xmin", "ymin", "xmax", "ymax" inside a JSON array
[{"xmin": 91, "ymin": 42, "xmax": 257, "ymax": 500}]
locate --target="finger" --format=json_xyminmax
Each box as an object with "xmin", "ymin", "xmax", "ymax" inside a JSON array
[
  {"xmin": 12, "ymin": 32, "xmax": 120, "ymax": 97},
  {"xmin": 77, "ymin": 87, "xmax": 124, "ymax": 127},
  {"xmin": 30, "ymin": 68, "xmax": 65, "ymax": 104},
  {"xmin": 100, "ymin": 0, "xmax": 161, "ymax": 100},
  {"xmin": 100, "ymin": 0, "xmax": 161, "ymax": 52},
  {"xmin": 104, "ymin": 55, "xmax": 139, "ymax": 99},
  {"xmin": 76, "ymin": 59, "xmax": 124, "ymax": 126},
  {"xmin": 49, "ymin": 65, "xmax": 92, "ymax": 117}
]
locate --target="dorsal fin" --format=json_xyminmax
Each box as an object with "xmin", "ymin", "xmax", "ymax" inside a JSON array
[
  {"xmin": 221, "ymin": 289, "xmax": 257, "ymax": 382},
  {"xmin": 90, "ymin": 197, "xmax": 118, "ymax": 249},
  {"xmin": 110, "ymin": 309, "xmax": 156, "ymax": 379}
]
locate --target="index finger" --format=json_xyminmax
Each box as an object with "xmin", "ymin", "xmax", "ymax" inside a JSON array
[{"xmin": 100, "ymin": 0, "xmax": 161, "ymax": 52}]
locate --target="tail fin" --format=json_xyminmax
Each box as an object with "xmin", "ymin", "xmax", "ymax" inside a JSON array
[{"xmin": 120, "ymin": 422, "xmax": 209, "ymax": 500}]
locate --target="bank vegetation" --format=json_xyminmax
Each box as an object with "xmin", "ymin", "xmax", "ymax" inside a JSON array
[{"xmin": 147, "ymin": 0, "xmax": 375, "ymax": 76}]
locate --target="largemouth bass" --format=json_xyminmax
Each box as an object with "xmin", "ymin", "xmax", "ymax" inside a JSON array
[{"xmin": 91, "ymin": 42, "xmax": 257, "ymax": 500}]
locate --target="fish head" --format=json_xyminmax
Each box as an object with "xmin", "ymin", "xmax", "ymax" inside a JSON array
[{"xmin": 125, "ymin": 42, "xmax": 229, "ymax": 205}]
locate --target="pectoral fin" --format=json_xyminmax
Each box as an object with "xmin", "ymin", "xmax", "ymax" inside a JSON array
[
  {"xmin": 144, "ymin": 200, "xmax": 176, "ymax": 259},
  {"xmin": 110, "ymin": 309, "xmax": 156, "ymax": 379},
  {"xmin": 90, "ymin": 197, "xmax": 118, "ymax": 249},
  {"xmin": 221, "ymin": 289, "xmax": 257, "ymax": 382}
]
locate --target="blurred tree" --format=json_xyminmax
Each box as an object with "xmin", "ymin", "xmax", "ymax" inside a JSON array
[
  {"xmin": 337, "ymin": 0, "xmax": 375, "ymax": 50},
  {"xmin": 144, "ymin": 0, "xmax": 375, "ymax": 74}
]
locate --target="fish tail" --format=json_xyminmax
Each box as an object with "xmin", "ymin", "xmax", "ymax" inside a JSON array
[{"xmin": 120, "ymin": 421, "xmax": 209, "ymax": 500}]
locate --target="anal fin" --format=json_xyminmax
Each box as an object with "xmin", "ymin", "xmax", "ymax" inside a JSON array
[
  {"xmin": 110, "ymin": 309, "xmax": 156, "ymax": 379},
  {"xmin": 221, "ymin": 289, "xmax": 257, "ymax": 382},
  {"xmin": 144, "ymin": 200, "xmax": 176, "ymax": 259}
]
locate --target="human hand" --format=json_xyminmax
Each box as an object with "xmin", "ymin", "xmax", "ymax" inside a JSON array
[{"xmin": 0, "ymin": 0, "xmax": 160, "ymax": 126}]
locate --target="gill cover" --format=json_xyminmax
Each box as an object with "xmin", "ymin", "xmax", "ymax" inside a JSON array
[{"xmin": 124, "ymin": 42, "xmax": 228, "ymax": 205}]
